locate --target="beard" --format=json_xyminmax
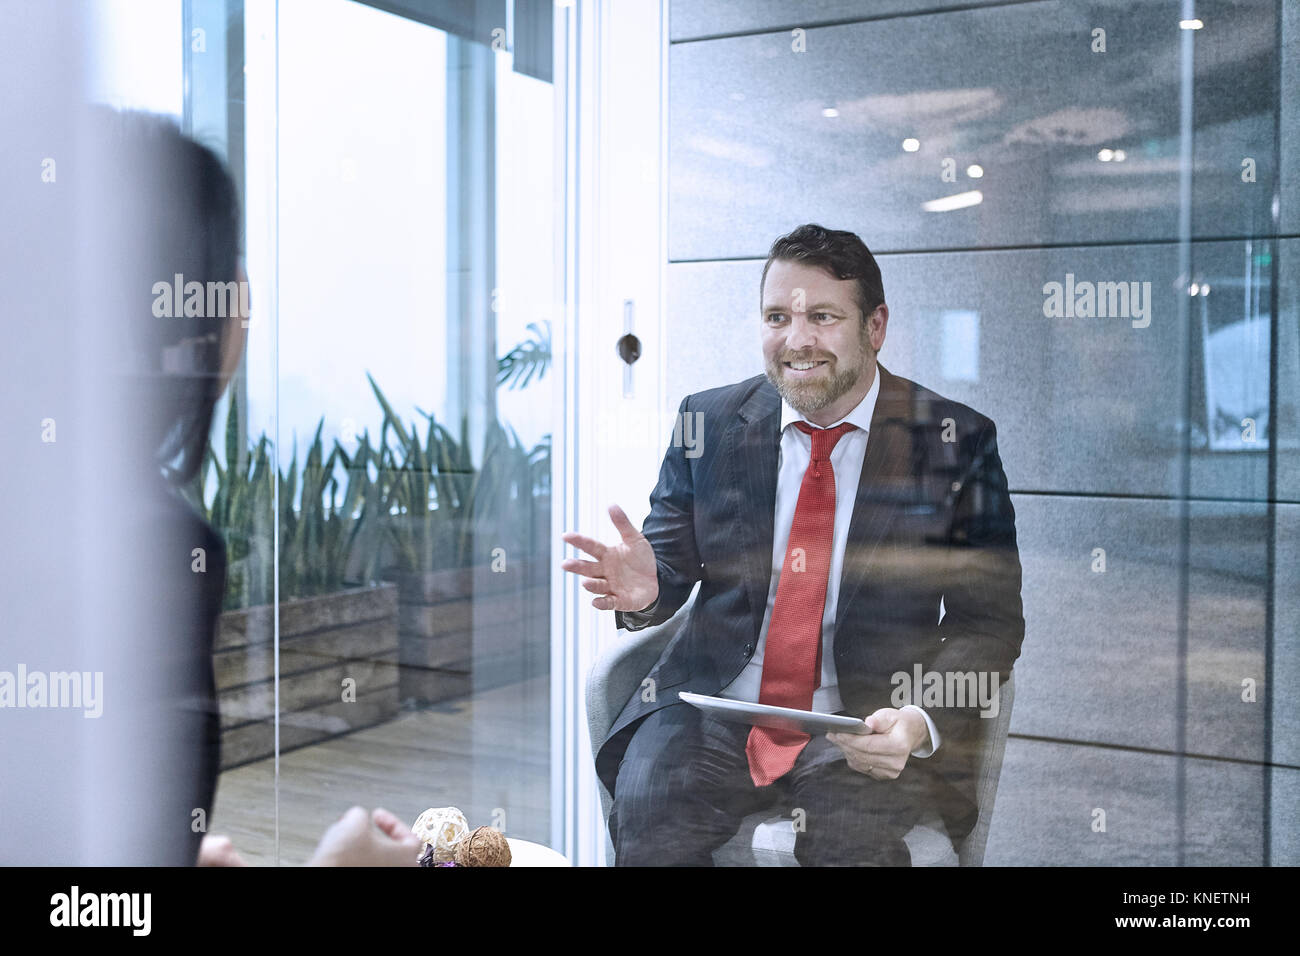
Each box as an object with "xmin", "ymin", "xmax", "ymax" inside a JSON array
[{"xmin": 764, "ymin": 341, "xmax": 872, "ymax": 416}]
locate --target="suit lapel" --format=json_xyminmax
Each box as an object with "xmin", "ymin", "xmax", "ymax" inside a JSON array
[
  {"xmin": 731, "ymin": 380, "xmax": 781, "ymax": 640},
  {"xmin": 834, "ymin": 364, "xmax": 915, "ymax": 635}
]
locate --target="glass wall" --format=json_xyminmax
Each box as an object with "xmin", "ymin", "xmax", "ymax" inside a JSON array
[
  {"xmin": 79, "ymin": 0, "xmax": 1295, "ymax": 868},
  {"xmin": 91, "ymin": 0, "xmax": 557, "ymax": 864},
  {"xmin": 665, "ymin": 0, "xmax": 1295, "ymax": 865}
]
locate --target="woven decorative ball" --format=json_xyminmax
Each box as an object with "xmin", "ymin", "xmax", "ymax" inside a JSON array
[
  {"xmin": 411, "ymin": 807, "xmax": 469, "ymax": 863},
  {"xmin": 454, "ymin": 826, "xmax": 511, "ymax": 867}
]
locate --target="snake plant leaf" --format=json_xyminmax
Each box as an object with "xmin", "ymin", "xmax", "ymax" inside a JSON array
[
  {"xmin": 224, "ymin": 390, "xmax": 240, "ymax": 489},
  {"xmin": 338, "ymin": 438, "xmax": 367, "ymax": 519},
  {"xmin": 201, "ymin": 371, "xmax": 551, "ymax": 606},
  {"xmin": 368, "ymin": 372, "xmax": 414, "ymax": 458}
]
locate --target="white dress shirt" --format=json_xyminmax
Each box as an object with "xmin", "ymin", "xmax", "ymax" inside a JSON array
[{"xmin": 716, "ymin": 368, "xmax": 940, "ymax": 758}]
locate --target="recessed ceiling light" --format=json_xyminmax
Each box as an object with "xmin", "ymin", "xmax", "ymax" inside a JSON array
[
  {"xmin": 822, "ymin": 107, "xmax": 839, "ymax": 118},
  {"xmin": 966, "ymin": 164, "xmax": 984, "ymax": 178},
  {"xmin": 902, "ymin": 138, "xmax": 920, "ymax": 152},
  {"xmin": 922, "ymin": 190, "xmax": 983, "ymax": 212}
]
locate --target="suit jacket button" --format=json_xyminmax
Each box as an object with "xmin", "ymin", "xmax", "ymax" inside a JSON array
[{"xmin": 743, "ymin": 643, "xmax": 753, "ymax": 656}]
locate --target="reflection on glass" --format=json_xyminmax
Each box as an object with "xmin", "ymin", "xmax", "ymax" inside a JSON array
[
  {"xmin": 1199, "ymin": 244, "xmax": 1271, "ymax": 452},
  {"xmin": 179, "ymin": 0, "xmax": 555, "ymax": 864}
]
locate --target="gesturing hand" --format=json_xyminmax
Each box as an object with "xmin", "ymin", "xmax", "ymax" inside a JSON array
[
  {"xmin": 560, "ymin": 504, "xmax": 659, "ymax": 612},
  {"xmin": 826, "ymin": 707, "xmax": 931, "ymax": 780}
]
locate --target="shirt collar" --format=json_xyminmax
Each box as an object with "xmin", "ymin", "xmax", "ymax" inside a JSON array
[{"xmin": 779, "ymin": 363, "xmax": 881, "ymax": 436}]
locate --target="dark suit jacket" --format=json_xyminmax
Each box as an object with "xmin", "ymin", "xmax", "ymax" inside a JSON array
[{"xmin": 596, "ymin": 363, "xmax": 1025, "ymax": 839}]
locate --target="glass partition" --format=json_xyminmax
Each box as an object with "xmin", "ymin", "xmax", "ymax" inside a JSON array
[
  {"xmin": 89, "ymin": 0, "xmax": 559, "ymax": 864},
  {"xmin": 80, "ymin": 0, "xmax": 1295, "ymax": 869},
  {"xmin": 662, "ymin": 0, "xmax": 1292, "ymax": 865}
]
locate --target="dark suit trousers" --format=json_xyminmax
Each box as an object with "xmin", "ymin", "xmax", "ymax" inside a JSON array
[{"xmin": 609, "ymin": 702, "xmax": 937, "ymax": 866}]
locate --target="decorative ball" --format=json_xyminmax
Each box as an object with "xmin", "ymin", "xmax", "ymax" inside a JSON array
[
  {"xmin": 454, "ymin": 826, "xmax": 512, "ymax": 868},
  {"xmin": 411, "ymin": 807, "xmax": 469, "ymax": 862}
]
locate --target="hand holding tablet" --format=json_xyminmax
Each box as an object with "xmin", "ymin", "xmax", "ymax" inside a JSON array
[{"xmin": 677, "ymin": 691, "xmax": 871, "ymax": 736}]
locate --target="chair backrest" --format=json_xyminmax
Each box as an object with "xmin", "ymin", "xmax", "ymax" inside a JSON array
[{"xmin": 586, "ymin": 599, "xmax": 693, "ymax": 833}]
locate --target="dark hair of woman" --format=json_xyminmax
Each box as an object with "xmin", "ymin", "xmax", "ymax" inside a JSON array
[{"xmin": 92, "ymin": 106, "xmax": 243, "ymax": 487}]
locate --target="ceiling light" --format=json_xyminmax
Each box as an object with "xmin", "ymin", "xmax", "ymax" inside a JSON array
[{"xmin": 922, "ymin": 190, "xmax": 983, "ymax": 212}]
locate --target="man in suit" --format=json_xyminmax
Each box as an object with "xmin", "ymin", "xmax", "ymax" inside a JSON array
[{"xmin": 562, "ymin": 224, "xmax": 1025, "ymax": 865}]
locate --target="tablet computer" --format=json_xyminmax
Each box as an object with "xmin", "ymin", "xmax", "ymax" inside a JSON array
[{"xmin": 678, "ymin": 691, "xmax": 870, "ymax": 736}]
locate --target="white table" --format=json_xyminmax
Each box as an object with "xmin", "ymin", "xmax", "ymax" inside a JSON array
[{"xmin": 506, "ymin": 838, "xmax": 570, "ymax": 867}]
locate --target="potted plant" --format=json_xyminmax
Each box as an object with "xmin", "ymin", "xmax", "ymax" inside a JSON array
[
  {"xmin": 191, "ymin": 396, "xmax": 400, "ymax": 769},
  {"xmin": 366, "ymin": 375, "xmax": 551, "ymax": 706}
]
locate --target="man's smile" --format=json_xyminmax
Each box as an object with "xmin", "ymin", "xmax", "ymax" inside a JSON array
[{"xmin": 783, "ymin": 358, "xmax": 831, "ymax": 378}]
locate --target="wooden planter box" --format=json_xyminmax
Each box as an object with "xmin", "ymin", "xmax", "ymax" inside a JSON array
[
  {"xmin": 392, "ymin": 554, "xmax": 549, "ymax": 707},
  {"xmin": 213, "ymin": 582, "xmax": 400, "ymax": 769}
]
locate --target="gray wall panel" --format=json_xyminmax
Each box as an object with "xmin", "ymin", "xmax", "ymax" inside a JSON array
[
  {"xmin": 1011, "ymin": 494, "xmax": 1268, "ymax": 759},
  {"xmin": 665, "ymin": 259, "xmax": 767, "ymax": 408},
  {"xmin": 1273, "ymin": 504, "xmax": 1299, "ymax": 768},
  {"xmin": 987, "ymin": 738, "xmax": 1283, "ymax": 865},
  {"xmin": 1183, "ymin": 758, "xmax": 1267, "ymax": 865},
  {"xmin": 1185, "ymin": 501, "xmax": 1270, "ymax": 765},
  {"xmin": 986, "ymin": 737, "xmax": 1178, "ymax": 865},
  {"xmin": 670, "ymin": 0, "xmax": 1009, "ymax": 42},
  {"xmin": 669, "ymin": 0, "xmax": 1277, "ymax": 259},
  {"xmin": 1282, "ymin": 0, "xmax": 1299, "ymax": 236},
  {"xmin": 668, "ymin": 241, "xmax": 1272, "ymax": 499},
  {"xmin": 1277, "ymin": 239, "xmax": 1299, "ymax": 501},
  {"xmin": 1010, "ymin": 495, "xmax": 1178, "ymax": 753},
  {"xmin": 1272, "ymin": 762, "xmax": 1299, "ymax": 865}
]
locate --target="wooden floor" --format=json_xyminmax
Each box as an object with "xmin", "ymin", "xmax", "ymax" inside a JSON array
[{"xmin": 212, "ymin": 673, "xmax": 551, "ymax": 866}]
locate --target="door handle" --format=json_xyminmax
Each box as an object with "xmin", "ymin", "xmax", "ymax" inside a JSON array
[{"xmin": 617, "ymin": 298, "xmax": 641, "ymax": 398}]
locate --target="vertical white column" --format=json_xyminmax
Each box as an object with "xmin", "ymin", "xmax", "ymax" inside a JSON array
[{"xmin": 554, "ymin": 0, "xmax": 668, "ymax": 867}]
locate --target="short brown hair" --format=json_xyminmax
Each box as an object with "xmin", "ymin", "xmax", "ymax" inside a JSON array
[{"xmin": 761, "ymin": 223, "xmax": 885, "ymax": 323}]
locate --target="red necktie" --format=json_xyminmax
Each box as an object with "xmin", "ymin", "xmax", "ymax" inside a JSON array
[{"xmin": 746, "ymin": 420, "xmax": 856, "ymax": 787}]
